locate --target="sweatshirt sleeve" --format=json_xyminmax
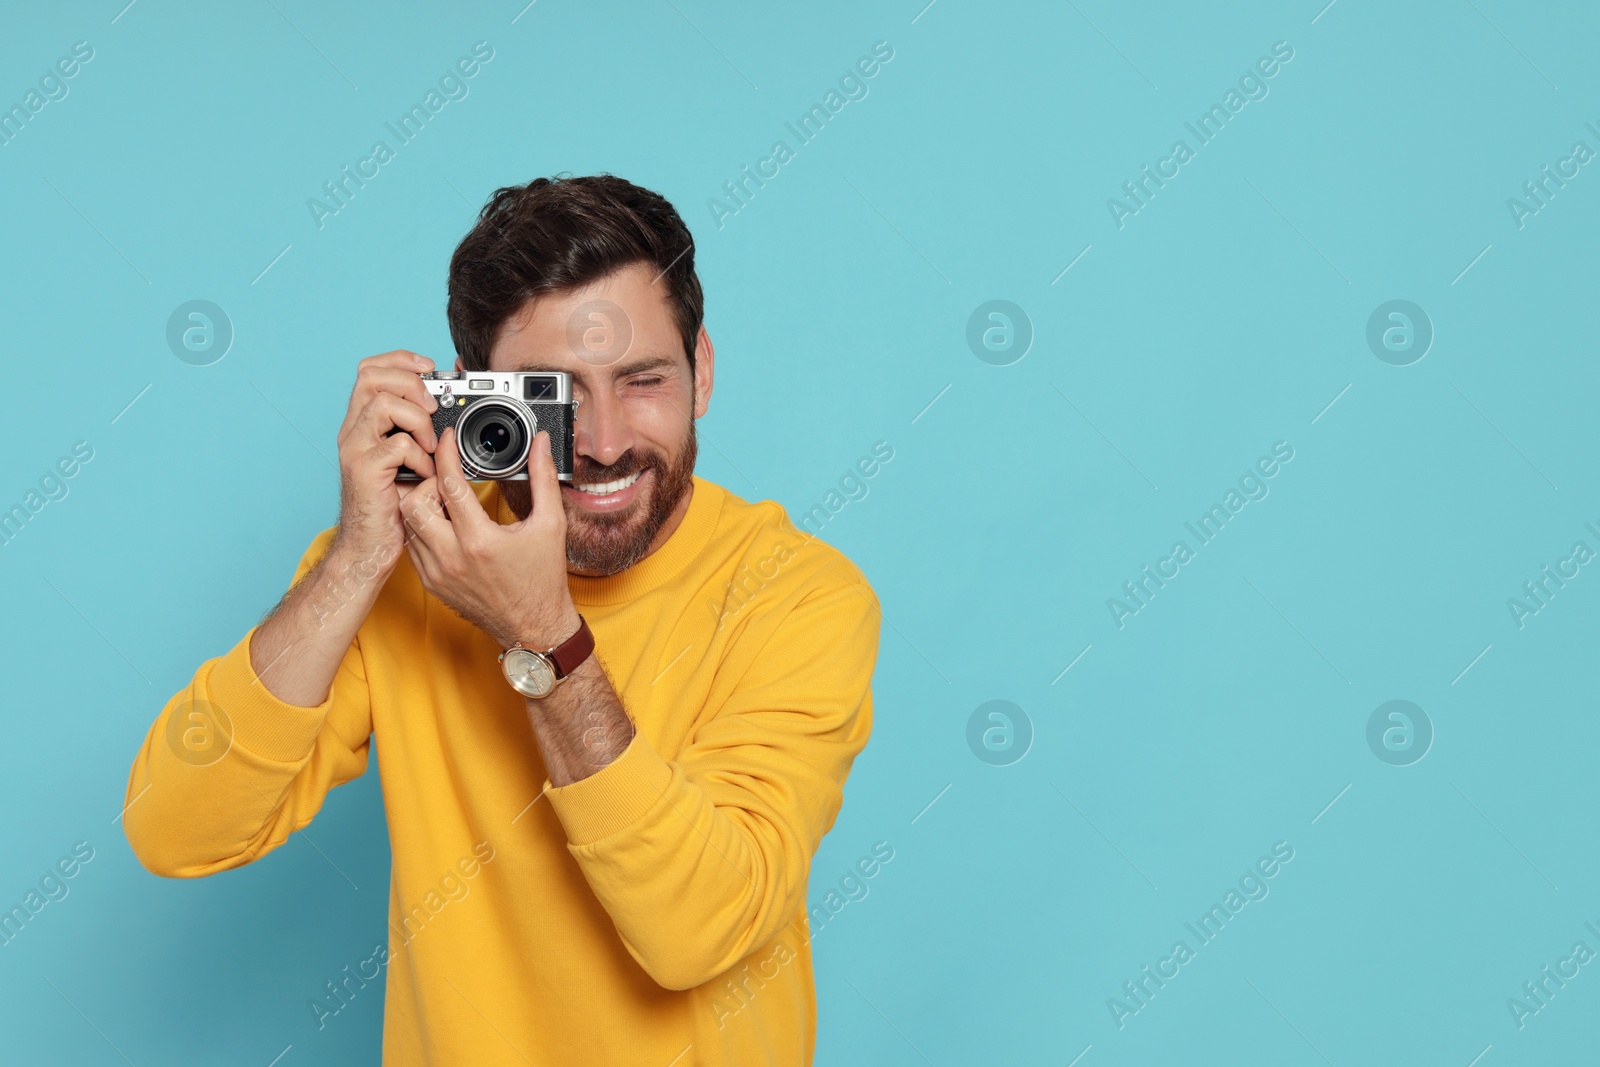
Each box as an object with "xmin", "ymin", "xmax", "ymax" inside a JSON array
[
  {"xmin": 123, "ymin": 527, "xmax": 375, "ymax": 879},
  {"xmin": 543, "ymin": 568, "xmax": 880, "ymax": 991}
]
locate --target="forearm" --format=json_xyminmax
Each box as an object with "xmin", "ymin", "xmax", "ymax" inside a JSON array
[
  {"xmin": 250, "ymin": 534, "xmax": 396, "ymax": 708},
  {"xmin": 525, "ymin": 655, "xmax": 637, "ymax": 786}
]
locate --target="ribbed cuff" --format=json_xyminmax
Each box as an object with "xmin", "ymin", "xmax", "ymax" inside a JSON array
[
  {"xmin": 545, "ymin": 730, "xmax": 677, "ymax": 847},
  {"xmin": 207, "ymin": 626, "xmax": 337, "ymax": 763}
]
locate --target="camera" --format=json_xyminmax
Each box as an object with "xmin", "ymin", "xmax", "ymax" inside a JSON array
[{"xmin": 395, "ymin": 371, "xmax": 577, "ymax": 482}]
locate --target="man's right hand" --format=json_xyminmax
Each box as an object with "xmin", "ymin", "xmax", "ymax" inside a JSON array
[{"xmin": 333, "ymin": 350, "xmax": 442, "ymax": 571}]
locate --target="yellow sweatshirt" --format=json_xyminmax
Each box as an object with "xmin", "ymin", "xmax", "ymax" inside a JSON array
[{"xmin": 124, "ymin": 475, "xmax": 880, "ymax": 1065}]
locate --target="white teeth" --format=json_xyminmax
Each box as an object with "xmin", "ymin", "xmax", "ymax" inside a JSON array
[{"xmin": 576, "ymin": 469, "xmax": 643, "ymax": 496}]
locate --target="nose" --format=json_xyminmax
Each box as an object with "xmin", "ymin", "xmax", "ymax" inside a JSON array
[{"xmin": 573, "ymin": 385, "xmax": 634, "ymax": 470}]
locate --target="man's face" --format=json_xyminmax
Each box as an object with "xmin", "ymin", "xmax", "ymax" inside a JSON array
[{"xmin": 481, "ymin": 261, "xmax": 713, "ymax": 576}]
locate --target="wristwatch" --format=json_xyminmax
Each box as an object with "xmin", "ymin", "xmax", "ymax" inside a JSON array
[{"xmin": 498, "ymin": 616, "xmax": 595, "ymax": 699}]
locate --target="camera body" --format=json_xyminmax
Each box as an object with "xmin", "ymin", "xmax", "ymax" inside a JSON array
[{"xmin": 395, "ymin": 371, "xmax": 577, "ymax": 482}]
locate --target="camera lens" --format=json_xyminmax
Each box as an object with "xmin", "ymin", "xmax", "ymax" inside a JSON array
[
  {"xmin": 479, "ymin": 422, "xmax": 511, "ymax": 455},
  {"xmin": 457, "ymin": 399, "xmax": 533, "ymax": 479}
]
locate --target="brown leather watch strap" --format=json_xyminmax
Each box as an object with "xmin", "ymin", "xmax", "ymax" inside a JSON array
[{"xmin": 547, "ymin": 615, "xmax": 595, "ymax": 680}]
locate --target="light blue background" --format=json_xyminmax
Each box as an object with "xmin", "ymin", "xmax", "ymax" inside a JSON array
[{"xmin": 1, "ymin": 0, "xmax": 1596, "ymax": 1063}]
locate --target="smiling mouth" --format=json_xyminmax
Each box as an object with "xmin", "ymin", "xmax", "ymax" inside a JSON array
[{"xmin": 574, "ymin": 469, "xmax": 643, "ymax": 495}]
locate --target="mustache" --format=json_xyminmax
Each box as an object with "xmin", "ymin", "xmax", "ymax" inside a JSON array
[{"xmin": 573, "ymin": 451, "xmax": 655, "ymax": 482}]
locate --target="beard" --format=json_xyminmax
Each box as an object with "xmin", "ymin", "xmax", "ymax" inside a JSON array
[{"xmin": 501, "ymin": 420, "xmax": 697, "ymax": 576}]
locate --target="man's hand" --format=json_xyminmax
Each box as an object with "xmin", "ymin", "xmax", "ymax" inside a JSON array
[
  {"xmin": 398, "ymin": 425, "xmax": 580, "ymax": 651},
  {"xmin": 333, "ymin": 350, "xmax": 441, "ymax": 572}
]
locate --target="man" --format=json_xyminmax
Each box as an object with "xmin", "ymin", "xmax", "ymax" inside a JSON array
[{"xmin": 124, "ymin": 174, "xmax": 881, "ymax": 1065}]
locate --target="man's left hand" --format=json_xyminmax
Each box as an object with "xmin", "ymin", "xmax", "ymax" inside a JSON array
[{"xmin": 398, "ymin": 425, "xmax": 580, "ymax": 651}]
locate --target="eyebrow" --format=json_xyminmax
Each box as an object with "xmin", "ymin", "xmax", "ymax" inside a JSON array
[{"xmin": 512, "ymin": 354, "xmax": 680, "ymax": 377}]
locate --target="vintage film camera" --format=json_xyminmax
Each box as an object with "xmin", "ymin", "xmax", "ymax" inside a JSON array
[{"xmin": 395, "ymin": 371, "xmax": 576, "ymax": 482}]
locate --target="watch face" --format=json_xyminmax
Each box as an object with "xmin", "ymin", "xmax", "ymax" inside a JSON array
[{"xmin": 503, "ymin": 648, "xmax": 556, "ymax": 698}]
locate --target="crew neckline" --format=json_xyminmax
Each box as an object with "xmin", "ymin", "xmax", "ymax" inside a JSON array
[{"xmin": 486, "ymin": 475, "xmax": 725, "ymax": 606}]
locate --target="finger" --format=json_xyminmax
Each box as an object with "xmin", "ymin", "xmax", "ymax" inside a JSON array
[
  {"xmin": 406, "ymin": 536, "xmax": 472, "ymax": 613},
  {"xmin": 403, "ymin": 477, "xmax": 464, "ymax": 575},
  {"xmin": 434, "ymin": 427, "xmax": 492, "ymax": 534},
  {"xmin": 348, "ymin": 393, "xmax": 439, "ymax": 454},
  {"xmin": 359, "ymin": 350, "xmax": 434, "ymax": 375},
  {"xmin": 404, "ymin": 540, "xmax": 440, "ymax": 591},
  {"xmin": 340, "ymin": 359, "xmax": 438, "ymax": 439},
  {"xmin": 523, "ymin": 430, "xmax": 565, "ymax": 533},
  {"xmin": 367, "ymin": 429, "xmax": 435, "ymax": 481},
  {"xmin": 399, "ymin": 478, "xmax": 448, "ymax": 549},
  {"xmin": 404, "ymin": 507, "xmax": 472, "ymax": 608},
  {"xmin": 354, "ymin": 366, "xmax": 439, "ymax": 416}
]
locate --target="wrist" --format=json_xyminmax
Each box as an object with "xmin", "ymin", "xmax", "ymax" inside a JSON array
[
  {"xmin": 328, "ymin": 539, "xmax": 401, "ymax": 586},
  {"xmin": 499, "ymin": 612, "xmax": 594, "ymax": 700},
  {"xmin": 313, "ymin": 537, "xmax": 400, "ymax": 617},
  {"xmin": 327, "ymin": 525, "xmax": 402, "ymax": 577},
  {"xmin": 502, "ymin": 604, "xmax": 582, "ymax": 652}
]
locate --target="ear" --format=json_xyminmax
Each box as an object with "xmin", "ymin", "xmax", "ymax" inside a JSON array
[
  {"xmin": 692, "ymin": 325, "xmax": 714, "ymax": 419},
  {"xmin": 454, "ymin": 355, "xmax": 465, "ymax": 373}
]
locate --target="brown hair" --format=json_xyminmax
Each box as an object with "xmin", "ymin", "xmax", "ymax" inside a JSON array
[{"xmin": 447, "ymin": 174, "xmax": 703, "ymax": 374}]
